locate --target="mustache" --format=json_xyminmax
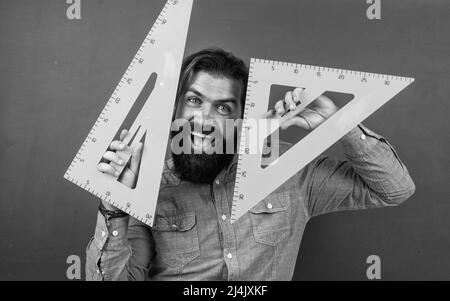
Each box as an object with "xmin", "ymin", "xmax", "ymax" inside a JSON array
[{"xmin": 190, "ymin": 121, "xmax": 216, "ymax": 135}]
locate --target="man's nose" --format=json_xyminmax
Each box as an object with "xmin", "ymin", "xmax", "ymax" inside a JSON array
[
  {"xmin": 193, "ymin": 109, "xmax": 215, "ymax": 132},
  {"xmin": 193, "ymin": 104, "xmax": 214, "ymax": 122},
  {"xmin": 202, "ymin": 103, "xmax": 215, "ymax": 120}
]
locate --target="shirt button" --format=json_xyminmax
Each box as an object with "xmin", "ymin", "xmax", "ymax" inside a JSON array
[
  {"xmin": 267, "ymin": 203, "xmax": 273, "ymax": 209},
  {"xmin": 215, "ymin": 179, "xmax": 220, "ymax": 185},
  {"xmin": 101, "ymin": 231, "xmax": 106, "ymax": 237},
  {"xmin": 172, "ymin": 224, "xmax": 177, "ymax": 228},
  {"xmin": 221, "ymin": 215, "xmax": 227, "ymax": 221},
  {"xmin": 360, "ymin": 134, "xmax": 366, "ymax": 140},
  {"xmin": 227, "ymin": 253, "xmax": 233, "ymax": 259},
  {"xmin": 112, "ymin": 230, "xmax": 118, "ymax": 237},
  {"xmin": 96, "ymin": 269, "xmax": 101, "ymax": 275}
]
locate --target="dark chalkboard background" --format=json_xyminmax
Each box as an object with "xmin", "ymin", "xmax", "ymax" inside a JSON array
[{"xmin": 1, "ymin": 0, "xmax": 449, "ymax": 280}]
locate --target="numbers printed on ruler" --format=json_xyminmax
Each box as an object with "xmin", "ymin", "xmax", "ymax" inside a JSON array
[
  {"xmin": 230, "ymin": 58, "xmax": 414, "ymax": 223},
  {"xmin": 64, "ymin": 0, "xmax": 194, "ymax": 226}
]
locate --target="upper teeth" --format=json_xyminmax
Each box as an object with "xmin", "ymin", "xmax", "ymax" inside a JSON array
[{"xmin": 192, "ymin": 131, "xmax": 207, "ymax": 138}]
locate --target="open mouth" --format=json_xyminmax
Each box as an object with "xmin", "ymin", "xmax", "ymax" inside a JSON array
[{"xmin": 190, "ymin": 131, "xmax": 215, "ymax": 149}]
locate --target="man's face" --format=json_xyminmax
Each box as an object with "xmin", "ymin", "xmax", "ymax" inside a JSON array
[
  {"xmin": 170, "ymin": 71, "xmax": 243, "ymax": 183},
  {"xmin": 173, "ymin": 71, "xmax": 243, "ymax": 154}
]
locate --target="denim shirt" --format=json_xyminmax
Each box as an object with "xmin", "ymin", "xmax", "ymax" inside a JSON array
[{"xmin": 85, "ymin": 125, "xmax": 415, "ymax": 280}]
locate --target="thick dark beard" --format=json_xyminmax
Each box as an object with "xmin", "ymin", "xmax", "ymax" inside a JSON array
[
  {"xmin": 169, "ymin": 118, "xmax": 238, "ymax": 184},
  {"xmin": 172, "ymin": 152, "xmax": 233, "ymax": 184}
]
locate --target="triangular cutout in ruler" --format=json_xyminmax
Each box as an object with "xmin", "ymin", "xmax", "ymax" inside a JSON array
[
  {"xmin": 230, "ymin": 58, "xmax": 414, "ymax": 223},
  {"xmin": 64, "ymin": 0, "xmax": 193, "ymax": 226}
]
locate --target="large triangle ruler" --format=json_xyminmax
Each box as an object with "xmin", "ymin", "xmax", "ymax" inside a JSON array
[
  {"xmin": 230, "ymin": 58, "xmax": 414, "ymax": 223},
  {"xmin": 64, "ymin": 0, "xmax": 193, "ymax": 226}
]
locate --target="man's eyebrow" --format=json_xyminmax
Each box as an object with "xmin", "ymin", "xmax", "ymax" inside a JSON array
[
  {"xmin": 188, "ymin": 87, "xmax": 205, "ymax": 98},
  {"xmin": 215, "ymin": 98, "xmax": 238, "ymax": 105},
  {"xmin": 187, "ymin": 87, "xmax": 238, "ymax": 104}
]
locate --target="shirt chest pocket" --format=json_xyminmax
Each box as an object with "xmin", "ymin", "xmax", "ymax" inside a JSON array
[
  {"xmin": 248, "ymin": 191, "xmax": 291, "ymax": 246},
  {"xmin": 151, "ymin": 212, "xmax": 200, "ymax": 268}
]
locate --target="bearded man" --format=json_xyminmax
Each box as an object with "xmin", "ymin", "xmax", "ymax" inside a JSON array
[{"xmin": 86, "ymin": 48, "xmax": 415, "ymax": 280}]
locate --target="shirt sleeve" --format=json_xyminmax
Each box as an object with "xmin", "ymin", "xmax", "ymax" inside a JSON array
[
  {"xmin": 306, "ymin": 124, "xmax": 416, "ymax": 218},
  {"xmin": 85, "ymin": 210, "xmax": 155, "ymax": 281}
]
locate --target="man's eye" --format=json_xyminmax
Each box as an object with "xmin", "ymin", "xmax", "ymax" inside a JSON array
[
  {"xmin": 217, "ymin": 104, "xmax": 232, "ymax": 114},
  {"xmin": 187, "ymin": 97, "xmax": 201, "ymax": 104}
]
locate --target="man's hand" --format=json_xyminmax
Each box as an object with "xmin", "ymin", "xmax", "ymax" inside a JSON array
[
  {"xmin": 96, "ymin": 129, "xmax": 143, "ymax": 210},
  {"xmin": 264, "ymin": 87, "xmax": 338, "ymax": 131}
]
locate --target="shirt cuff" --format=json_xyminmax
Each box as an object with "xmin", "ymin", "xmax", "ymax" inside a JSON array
[
  {"xmin": 93, "ymin": 211, "xmax": 130, "ymax": 250},
  {"xmin": 341, "ymin": 124, "xmax": 385, "ymax": 158}
]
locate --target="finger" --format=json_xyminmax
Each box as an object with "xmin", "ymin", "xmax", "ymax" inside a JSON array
[
  {"xmin": 316, "ymin": 95, "xmax": 337, "ymax": 113},
  {"xmin": 274, "ymin": 100, "xmax": 286, "ymax": 116},
  {"xmin": 109, "ymin": 140, "xmax": 126, "ymax": 151},
  {"xmin": 307, "ymin": 94, "xmax": 326, "ymax": 108},
  {"xmin": 119, "ymin": 129, "xmax": 128, "ymax": 141},
  {"xmin": 316, "ymin": 94, "xmax": 332, "ymax": 103},
  {"xmin": 292, "ymin": 87, "xmax": 304, "ymax": 104},
  {"xmin": 97, "ymin": 162, "xmax": 120, "ymax": 177},
  {"xmin": 130, "ymin": 142, "xmax": 144, "ymax": 173},
  {"xmin": 102, "ymin": 151, "xmax": 125, "ymax": 166},
  {"xmin": 280, "ymin": 116, "xmax": 311, "ymax": 130},
  {"xmin": 262, "ymin": 109, "xmax": 275, "ymax": 118},
  {"xmin": 284, "ymin": 91, "xmax": 296, "ymax": 111}
]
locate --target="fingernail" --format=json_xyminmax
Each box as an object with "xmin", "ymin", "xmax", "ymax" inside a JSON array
[
  {"xmin": 290, "ymin": 104, "xmax": 296, "ymax": 110},
  {"xmin": 118, "ymin": 160, "xmax": 124, "ymax": 165},
  {"xmin": 115, "ymin": 171, "xmax": 120, "ymax": 176},
  {"xmin": 119, "ymin": 143, "xmax": 125, "ymax": 148}
]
